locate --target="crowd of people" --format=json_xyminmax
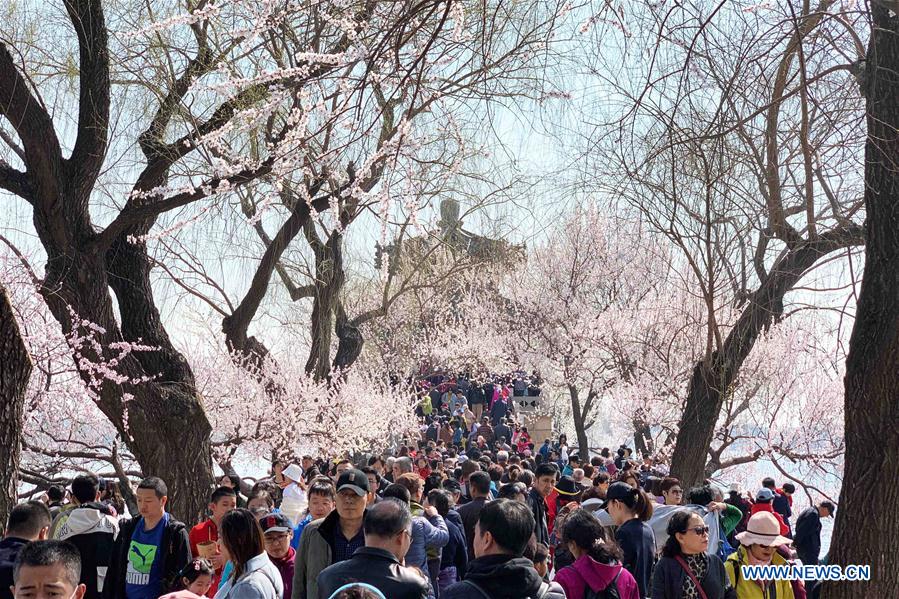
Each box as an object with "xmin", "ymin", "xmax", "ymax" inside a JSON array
[{"xmin": 1, "ymin": 376, "xmax": 836, "ymax": 599}]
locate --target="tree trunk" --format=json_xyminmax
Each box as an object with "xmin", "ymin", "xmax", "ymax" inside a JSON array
[
  {"xmin": 823, "ymin": 7, "xmax": 899, "ymax": 596},
  {"xmin": 568, "ymin": 386, "xmax": 590, "ymax": 459},
  {"xmin": 0, "ymin": 283, "xmax": 32, "ymax": 526},
  {"xmin": 670, "ymin": 224, "xmax": 864, "ymax": 488}
]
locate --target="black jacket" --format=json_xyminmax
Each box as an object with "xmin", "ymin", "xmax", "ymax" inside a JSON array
[
  {"xmin": 316, "ymin": 546, "xmax": 429, "ymax": 599},
  {"xmin": 0, "ymin": 537, "xmax": 28, "ymax": 599},
  {"xmin": 456, "ymin": 497, "xmax": 488, "ymax": 561},
  {"xmin": 651, "ymin": 554, "xmax": 737, "ymax": 599},
  {"xmin": 794, "ymin": 507, "xmax": 822, "ymax": 564},
  {"xmin": 103, "ymin": 515, "xmax": 191, "ymax": 598},
  {"xmin": 527, "ymin": 489, "xmax": 549, "ymax": 547},
  {"xmin": 442, "ymin": 554, "xmax": 565, "ymax": 599}
]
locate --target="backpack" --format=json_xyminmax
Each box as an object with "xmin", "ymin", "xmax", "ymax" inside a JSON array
[
  {"xmin": 716, "ymin": 517, "xmax": 736, "ymax": 562},
  {"xmin": 584, "ymin": 571, "xmax": 621, "ymax": 599}
]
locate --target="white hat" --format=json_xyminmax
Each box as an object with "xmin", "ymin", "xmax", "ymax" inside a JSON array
[
  {"xmin": 282, "ymin": 464, "xmax": 304, "ymax": 482},
  {"xmin": 736, "ymin": 512, "xmax": 792, "ymax": 547}
]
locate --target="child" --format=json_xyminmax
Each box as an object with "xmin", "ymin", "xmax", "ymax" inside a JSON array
[
  {"xmin": 178, "ymin": 559, "xmax": 215, "ymax": 595},
  {"xmin": 291, "ymin": 477, "xmax": 337, "ymax": 549},
  {"xmin": 279, "ymin": 463, "xmax": 308, "ymax": 525}
]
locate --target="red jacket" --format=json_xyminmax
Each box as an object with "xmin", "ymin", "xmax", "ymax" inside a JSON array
[
  {"xmin": 750, "ymin": 502, "xmax": 789, "ymax": 536},
  {"xmin": 188, "ymin": 519, "xmax": 222, "ymax": 596}
]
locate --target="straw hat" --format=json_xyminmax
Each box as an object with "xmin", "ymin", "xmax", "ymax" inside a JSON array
[{"xmin": 736, "ymin": 512, "xmax": 792, "ymax": 547}]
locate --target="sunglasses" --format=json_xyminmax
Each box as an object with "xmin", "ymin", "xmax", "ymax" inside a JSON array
[{"xmin": 689, "ymin": 526, "xmax": 711, "ymax": 536}]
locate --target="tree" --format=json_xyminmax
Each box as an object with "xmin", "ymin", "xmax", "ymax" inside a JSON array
[
  {"xmin": 0, "ymin": 0, "xmax": 572, "ymax": 518},
  {"xmin": 0, "ymin": 280, "xmax": 31, "ymax": 525},
  {"xmin": 576, "ymin": 0, "xmax": 866, "ymax": 486},
  {"xmin": 825, "ymin": 3, "xmax": 899, "ymax": 596}
]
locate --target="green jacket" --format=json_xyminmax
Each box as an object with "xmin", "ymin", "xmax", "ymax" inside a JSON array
[{"xmin": 725, "ymin": 546, "xmax": 795, "ymax": 599}]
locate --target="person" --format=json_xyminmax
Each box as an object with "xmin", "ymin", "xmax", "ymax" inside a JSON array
[
  {"xmin": 104, "ymin": 476, "xmax": 192, "ymax": 599},
  {"xmin": 539, "ymin": 440, "xmax": 551, "ymax": 461},
  {"xmin": 172, "ymin": 560, "xmax": 216, "ymax": 596},
  {"xmin": 394, "ymin": 474, "xmax": 448, "ymax": 595},
  {"xmin": 793, "ymin": 501, "xmax": 835, "ymax": 567},
  {"xmin": 259, "ymin": 512, "xmax": 296, "ymax": 598},
  {"xmin": 292, "ymin": 478, "xmax": 337, "ymax": 551},
  {"xmin": 393, "ymin": 457, "xmax": 414, "ymax": 482},
  {"xmin": 530, "ymin": 542, "xmax": 550, "ymax": 579},
  {"xmin": 605, "ymin": 482, "xmax": 655, "ymax": 598},
  {"xmin": 442, "ymin": 499, "xmax": 565, "ymax": 599},
  {"xmin": 291, "ymin": 469, "xmax": 369, "ymax": 599},
  {"xmin": 53, "ymin": 473, "xmax": 119, "ymax": 599},
  {"xmin": 46, "ymin": 486, "xmax": 66, "ymax": 520},
  {"xmin": 771, "ymin": 483, "xmax": 794, "ymax": 537},
  {"xmin": 726, "ymin": 512, "xmax": 794, "ymax": 599},
  {"xmin": 99, "ymin": 480, "xmax": 126, "ymax": 517},
  {"xmin": 248, "ymin": 492, "xmax": 276, "ymax": 515},
  {"xmin": 455, "ymin": 472, "xmax": 491, "ymax": 561},
  {"xmin": 748, "ymin": 489, "xmax": 788, "ymax": 536},
  {"xmin": 555, "ymin": 508, "xmax": 640, "ymax": 599},
  {"xmin": 428, "ymin": 489, "xmax": 467, "ymax": 591},
  {"xmin": 651, "ymin": 510, "xmax": 736, "ymax": 599},
  {"xmin": 362, "ymin": 468, "xmax": 381, "ymax": 505},
  {"xmin": 496, "ymin": 482, "xmax": 527, "ymax": 503},
  {"xmin": 218, "ymin": 475, "xmax": 247, "ymax": 508},
  {"xmin": 562, "ymin": 455, "xmax": 579, "ymax": 477},
  {"xmin": 214, "ymin": 509, "xmax": 282, "ymax": 598},
  {"xmin": 317, "ymin": 499, "xmax": 429, "ymax": 599},
  {"xmin": 10, "ymin": 540, "xmax": 86, "ymax": 599},
  {"xmin": 723, "ymin": 486, "xmax": 751, "ymax": 538},
  {"xmin": 281, "ymin": 465, "xmax": 309, "ymax": 526},
  {"xmin": 527, "ymin": 464, "xmax": 555, "ymax": 548},
  {"xmin": 1, "ymin": 501, "xmax": 52, "ymax": 599},
  {"xmin": 660, "ymin": 478, "xmax": 683, "ymax": 506},
  {"xmin": 189, "ymin": 486, "xmax": 238, "ymax": 596}
]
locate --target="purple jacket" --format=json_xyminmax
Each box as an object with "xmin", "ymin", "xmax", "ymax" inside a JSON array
[{"xmin": 555, "ymin": 555, "xmax": 641, "ymax": 599}]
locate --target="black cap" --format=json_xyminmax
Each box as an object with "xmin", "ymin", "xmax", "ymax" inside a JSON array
[
  {"xmin": 336, "ymin": 469, "xmax": 370, "ymax": 496},
  {"xmin": 258, "ymin": 512, "xmax": 292, "ymax": 533},
  {"xmin": 605, "ymin": 481, "xmax": 637, "ymax": 503}
]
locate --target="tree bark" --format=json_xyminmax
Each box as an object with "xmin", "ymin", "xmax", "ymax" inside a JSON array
[
  {"xmin": 823, "ymin": 6, "xmax": 899, "ymax": 596},
  {"xmin": 670, "ymin": 225, "xmax": 864, "ymax": 488},
  {"xmin": 568, "ymin": 385, "xmax": 591, "ymax": 459},
  {"xmin": 0, "ymin": 283, "xmax": 32, "ymax": 526}
]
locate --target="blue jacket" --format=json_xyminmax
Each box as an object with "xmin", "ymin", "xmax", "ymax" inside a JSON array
[
  {"xmin": 440, "ymin": 510, "xmax": 468, "ymax": 574},
  {"xmin": 407, "ymin": 504, "xmax": 449, "ymax": 571}
]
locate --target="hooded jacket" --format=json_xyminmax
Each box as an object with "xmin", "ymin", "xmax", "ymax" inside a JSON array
[
  {"xmin": 442, "ymin": 554, "xmax": 565, "ymax": 599},
  {"xmin": 556, "ymin": 554, "xmax": 641, "ymax": 599},
  {"xmin": 0, "ymin": 537, "xmax": 28, "ymax": 599},
  {"xmin": 56, "ymin": 502, "xmax": 119, "ymax": 598},
  {"xmin": 316, "ymin": 546, "xmax": 429, "ymax": 599}
]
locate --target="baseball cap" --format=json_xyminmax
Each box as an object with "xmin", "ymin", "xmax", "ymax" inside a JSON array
[
  {"xmin": 756, "ymin": 488, "xmax": 775, "ymax": 501},
  {"xmin": 336, "ymin": 469, "xmax": 370, "ymax": 496},
  {"xmin": 605, "ymin": 481, "xmax": 638, "ymax": 503},
  {"xmin": 258, "ymin": 512, "xmax": 292, "ymax": 533}
]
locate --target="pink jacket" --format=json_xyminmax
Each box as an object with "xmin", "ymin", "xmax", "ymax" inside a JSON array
[{"xmin": 555, "ymin": 555, "xmax": 640, "ymax": 599}]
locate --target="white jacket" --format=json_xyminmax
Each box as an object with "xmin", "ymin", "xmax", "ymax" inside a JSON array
[{"xmin": 214, "ymin": 552, "xmax": 283, "ymax": 599}]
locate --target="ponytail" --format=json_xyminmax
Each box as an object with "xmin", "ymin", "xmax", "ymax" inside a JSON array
[{"xmin": 620, "ymin": 487, "xmax": 654, "ymax": 521}]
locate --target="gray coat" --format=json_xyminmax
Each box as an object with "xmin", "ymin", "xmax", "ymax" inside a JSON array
[{"xmin": 215, "ymin": 553, "xmax": 284, "ymax": 599}]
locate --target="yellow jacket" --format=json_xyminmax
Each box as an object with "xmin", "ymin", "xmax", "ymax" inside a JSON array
[{"xmin": 725, "ymin": 546, "xmax": 796, "ymax": 599}]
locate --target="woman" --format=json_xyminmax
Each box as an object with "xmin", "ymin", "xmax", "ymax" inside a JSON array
[
  {"xmin": 618, "ymin": 470, "xmax": 641, "ymax": 489},
  {"xmin": 214, "ymin": 509, "xmax": 282, "ymax": 598},
  {"xmin": 652, "ymin": 510, "xmax": 736, "ymax": 599},
  {"xmin": 555, "ymin": 509, "xmax": 640, "ymax": 599},
  {"xmin": 725, "ymin": 512, "xmax": 795, "ymax": 599},
  {"xmin": 516, "ymin": 427, "xmax": 532, "ymax": 455},
  {"xmin": 606, "ymin": 482, "xmax": 656, "ymax": 598}
]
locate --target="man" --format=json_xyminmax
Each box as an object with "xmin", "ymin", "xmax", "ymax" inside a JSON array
[
  {"xmin": 292, "ymin": 469, "xmax": 369, "ymax": 599},
  {"xmin": 188, "ymin": 486, "xmax": 236, "ymax": 595},
  {"xmin": 441, "ymin": 480, "xmax": 463, "ymax": 507},
  {"xmin": 538, "ymin": 439, "xmax": 551, "ymax": 460},
  {"xmin": 393, "ymin": 457, "xmax": 414, "ymax": 482},
  {"xmin": 442, "ymin": 500, "xmax": 565, "ymax": 599},
  {"xmin": 317, "ymin": 499, "xmax": 428, "ymax": 599},
  {"xmin": 333, "ymin": 459, "xmax": 354, "ymax": 483},
  {"xmin": 10, "ymin": 540, "xmax": 86, "ymax": 599},
  {"xmin": 561, "ymin": 454, "xmax": 579, "ymax": 477},
  {"xmin": 493, "ymin": 420, "xmax": 512, "ymax": 449},
  {"xmin": 1, "ymin": 501, "xmax": 51, "ymax": 599},
  {"xmin": 45, "ymin": 487, "xmax": 66, "ymax": 520},
  {"xmin": 260, "ymin": 513, "xmax": 296, "ymax": 598},
  {"xmin": 302, "ymin": 456, "xmax": 319, "ymax": 483},
  {"xmin": 794, "ymin": 500, "xmax": 835, "ymax": 567},
  {"xmin": 362, "ymin": 467, "xmax": 381, "ymax": 505},
  {"xmin": 772, "ymin": 482, "xmax": 795, "ymax": 536},
  {"xmin": 477, "ymin": 418, "xmax": 494, "ymax": 446},
  {"xmin": 456, "ymin": 471, "xmax": 491, "ymax": 561},
  {"xmin": 527, "ymin": 463, "xmax": 555, "ymax": 547},
  {"xmin": 103, "ymin": 477, "xmax": 191, "ymax": 599},
  {"xmin": 53, "ymin": 474, "xmax": 119, "ymax": 598},
  {"xmin": 660, "ymin": 477, "xmax": 683, "ymax": 506}
]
